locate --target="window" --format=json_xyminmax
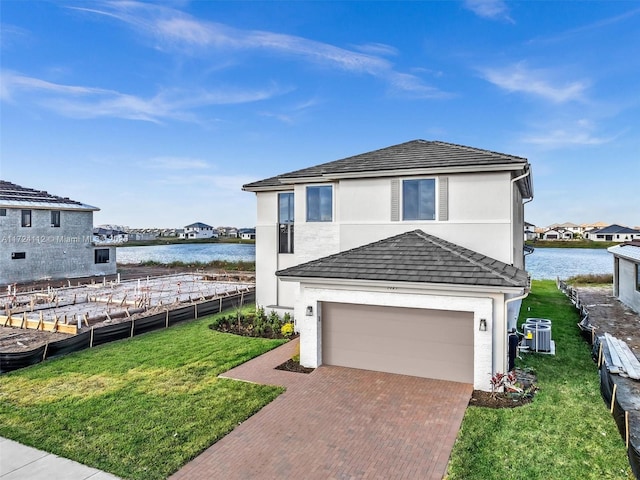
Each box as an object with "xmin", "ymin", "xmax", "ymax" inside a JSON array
[
  {"xmin": 95, "ymin": 248, "xmax": 110, "ymax": 264},
  {"xmin": 636, "ymin": 264, "xmax": 640, "ymax": 292},
  {"xmin": 51, "ymin": 210, "xmax": 61, "ymax": 227},
  {"xmin": 402, "ymin": 178, "xmax": 436, "ymax": 221},
  {"xmin": 21, "ymin": 209, "xmax": 31, "ymax": 227},
  {"xmin": 11, "ymin": 252, "xmax": 26, "ymax": 259},
  {"xmin": 306, "ymin": 185, "xmax": 333, "ymax": 222},
  {"xmin": 0, "ymin": 208, "xmax": 6, "ymax": 216},
  {"xmin": 278, "ymin": 192, "xmax": 294, "ymax": 253}
]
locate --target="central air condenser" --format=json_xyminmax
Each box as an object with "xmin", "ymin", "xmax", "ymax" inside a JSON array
[{"xmin": 523, "ymin": 324, "xmax": 552, "ymax": 352}]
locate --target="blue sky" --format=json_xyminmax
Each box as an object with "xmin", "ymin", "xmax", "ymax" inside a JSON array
[{"xmin": 1, "ymin": 1, "xmax": 639, "ymax": 229}]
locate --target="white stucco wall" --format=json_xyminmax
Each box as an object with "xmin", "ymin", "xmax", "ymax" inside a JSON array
[
  {"xmin": 616, "ymin": 257, "xmax": 640, "ymax": 313},
  {"xmin": 293, "ymin": 282, "xmax": 507, "ymax": 391}
]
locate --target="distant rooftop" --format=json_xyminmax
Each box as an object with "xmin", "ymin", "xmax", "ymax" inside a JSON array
[{"xmin": 0, "ymin": 180, "xmax": 98, "ymax": 211}]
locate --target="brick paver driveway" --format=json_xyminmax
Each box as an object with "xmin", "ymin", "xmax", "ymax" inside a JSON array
[{"xmin": 170, "ymin": 339, "xmax": 472, "ymax": 480}]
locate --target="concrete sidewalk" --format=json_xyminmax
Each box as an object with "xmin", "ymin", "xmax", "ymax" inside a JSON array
[{"xmin": 0, "ymin": 437, "xmax": 119, "ymax": 480}]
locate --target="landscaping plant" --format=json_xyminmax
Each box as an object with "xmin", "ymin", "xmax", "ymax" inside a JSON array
[{"xmin": 446, "ymin": 280, "xmax": 633, "ymax": 480}]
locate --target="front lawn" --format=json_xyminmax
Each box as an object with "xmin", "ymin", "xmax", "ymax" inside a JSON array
[
  {"xmin": 446, "ymin": 280, "xmax": 633, "ymax": 480},
  {"xmin": 0, "ymin": 308, "xmax": 286, "ymax": 480}
]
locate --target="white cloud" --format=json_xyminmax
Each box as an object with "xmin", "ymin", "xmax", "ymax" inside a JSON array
[
  {"xmin": 71, "ymin": 1, "xmax": 446, "ymax": 99},
  {"xmin": 481, "ymin": 63, "xmax": 588, "ymax": 103},
  {"xmin": 464, "ymin": 0, "xmax": 513, "ymax": 23},
  {"xmin": 522, "ymin": 119, "xmax": 616, "ymax": 148},
  {"xmin": 0, "ymin": 71, "xmax": 284, "ymax": 123}
]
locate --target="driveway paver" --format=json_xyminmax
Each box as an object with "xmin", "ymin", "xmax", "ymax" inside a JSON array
[{"xmin": 170, "ymin": 338, "xmax": 472, "ymax": 480}]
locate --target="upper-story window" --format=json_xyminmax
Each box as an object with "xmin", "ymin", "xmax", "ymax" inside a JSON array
[
  {"xmin": 402, "ymin": 179, "xmax": 436, "ymax": 221},
  {"xmin": 21, "ymin": 210, "xmax": 32, "ymax": 227},
  {"xmin": 279, "ymin": 192, "xmax": 294, "ymax": 254},
  {"xmin": 0, "ymin": 208, "xmax": 6, "ymax": 216},
  {"xmin": 306, "ymin": 185, "xmax": 333, "ymax": 222},
  {"xmin": 51, "ymin": 210, "xmax": 61, "ymax": 227}
]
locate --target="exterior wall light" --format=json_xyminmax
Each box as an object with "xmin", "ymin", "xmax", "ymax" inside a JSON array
[
  {"xmin": 479, "ymin": 318, "xmax": 487, "ymax": 331},
  {"xmin": 306, "ymin": 305, "xmax": 313, "ymax": 316}
]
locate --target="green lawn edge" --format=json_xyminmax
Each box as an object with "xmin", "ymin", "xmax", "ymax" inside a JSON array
[
  {"xmin": 0, "ymin": 308, "xmax": 286, "ymax": 480},
  {"xmin": 445, "ymin": 280, "xmax": 633, "ymax": 480}
]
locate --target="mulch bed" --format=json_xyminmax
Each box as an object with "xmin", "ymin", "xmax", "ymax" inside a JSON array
[
  {"xmin": 275, "ymin": 358, "xmax": 315, "ymax": 374},
  {"xmin": 469, "ymin": 390, "xmax": 533, "ymax": 408}
]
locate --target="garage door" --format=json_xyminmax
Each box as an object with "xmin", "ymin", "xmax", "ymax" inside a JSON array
[{"xmin": 322, "ymin": 302, "xmax": 474, "ymax": 384}]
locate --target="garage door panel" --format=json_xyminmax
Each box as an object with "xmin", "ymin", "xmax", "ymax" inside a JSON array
[{"xmin": 322, "ymin": 302, "xmax": 473, "ymax": 384}]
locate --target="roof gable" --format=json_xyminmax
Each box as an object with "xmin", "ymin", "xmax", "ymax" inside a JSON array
[
  {"xmin": 0, "ymin": 180, "xmax": 98, "ymax": 211},
  {"xmin": 276, "ymin": 229, "xmax": 529, "ymax": 288},
  {"xmin": 243, "ymin": 140, "xmax": 532, "ymax": 197}
]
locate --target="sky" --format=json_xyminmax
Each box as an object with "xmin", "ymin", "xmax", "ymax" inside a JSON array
[{"xmin": 1, "ymin": 1, "xmax": 639, "ymax": 229}]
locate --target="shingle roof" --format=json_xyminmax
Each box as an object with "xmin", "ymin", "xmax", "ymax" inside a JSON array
[
  {"xmin": 185, "ymin": 222, "xmax": 213, "ymax": 229},
  {"xmin": 0, "ymin": 180, "xmax": 98, "ymax": 211},
  {"xmin": 243, "ymin": 140, "xmax": 532, "ymax": 197},
  {"xmin": 276, "ymin": 230, "xmax": 529, "ymax": 288},
  {"xmin": 592, "ymin": 224, "xmax": 640, "ymax": 234},
  {"xmin": 609, "ymin": 242, "xmax": 640, "ymax": 263}
]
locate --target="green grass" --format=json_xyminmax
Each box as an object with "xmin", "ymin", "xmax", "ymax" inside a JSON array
[
  {"xmin": 0, "ymin": 308, "xmax": 285, "ymax": 480},
  {"xmin": 123, "ymin": 259, "xmax": 256, "ymax": 271},
  {"xmin": 446, "ymin": 280, "xmax": 633, "ymax": 480}
]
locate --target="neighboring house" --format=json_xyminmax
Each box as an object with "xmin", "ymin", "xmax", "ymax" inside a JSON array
[
  {"xmin": 542, "ymin": 228, "xmax": 573, "ymax": 240},
  {"xmin": 553, "ymin": 222, "xmax": 582, "ymax": 235},
  {"xmin": 239, "ymin": 228, "xmax": 256, "ymax": 240},
  {"xmin": 582, "ymin": 221, "xmax": 608, "ymax": 233},
  {"xmin": 524, "ymin": 222, "xmax": 536, "ymax": 241},
  {"xmin": 93, "ymin": 227, "xmax": 128, "ymax": 244},
  {"xmin": 0, "ymin": 180, "xmax": 116, "ymax": 285},
  {"xmin": 128, "ymin": 229, "xmax": 159, "ymax": 241},
  {"xmin": 183, "ymin": 222, "xmax": 217, "ymax": 239},
  {"xmin": 243, "ymin": 140, "xmax": 533, "ymax": 391},
  {"xmin": 609, "ymin": 240, "xmax": 640, "ymax": 314},
  {"xmin": 584, "ymin": 224, "xmax": 640, "ymax": 242}
]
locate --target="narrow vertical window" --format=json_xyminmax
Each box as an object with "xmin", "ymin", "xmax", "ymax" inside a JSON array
[
  {"xmin": 21, "ymin": 209, "xmax": 31, "ymax": 227},
  {"xmin": 306, "ymin": 185, "xmax": 333, "ymax": 222},
  {"xmin": 636, "ymin": 264, "xmax": 640, "ymax": 292},
  {"xmin": 278, "ymin": 192, "xmax": 294, "ymax": 254},
  {"xmin": 51, "ymin": 210, "xmax": 61, "ymax": 227}
]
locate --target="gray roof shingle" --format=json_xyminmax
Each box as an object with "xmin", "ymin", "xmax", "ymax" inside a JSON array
[
  {"xmin": 244, "ymin": 140, "xmax": 532, "ymax": 197},
  {"xmin": 276, "ymin": 230, "xmax": 529, "ymax": 288},
  {"xmin": 0, "ymin": 180, "xmax": 98, "ymax": 211}
]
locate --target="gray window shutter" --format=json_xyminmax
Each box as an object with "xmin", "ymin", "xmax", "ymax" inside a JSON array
[
  {"xmin": 391, "ymin": 179, "xmax": 400, "ymax": 221},
  {"xmin": 438, "ymin": 177, "xmax": 449, "ymax": 221}
]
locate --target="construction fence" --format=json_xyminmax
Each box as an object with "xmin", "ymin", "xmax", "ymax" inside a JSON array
[{"xmin": 0, "ymin": 289, "xmax": 254, "ymax": 374}]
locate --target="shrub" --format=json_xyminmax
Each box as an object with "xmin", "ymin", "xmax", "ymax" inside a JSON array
[{"xmin": 280, "ymin": 323, "xmax": 294, "ymax": 338}]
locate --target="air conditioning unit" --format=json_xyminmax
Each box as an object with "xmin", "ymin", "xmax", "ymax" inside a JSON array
[
  {"xmin": 525, "ymin": 317, "xmax": 552, "ymax": 327},
  {"xmin": 523, "ymin": 324, "xmax": 552, "ymax": 352}
]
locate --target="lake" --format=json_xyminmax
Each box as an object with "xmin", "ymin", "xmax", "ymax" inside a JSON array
[
  {"xmin": 116, "ymin": 243, "xmax": 255, "ymax": 264},
  {"xmin": 116, "ymin": 243, "xmax": 612, "ymax": 280},
  {"xmin": 525, "ymin": 247, "xmax": 612, "ymax": 280}
]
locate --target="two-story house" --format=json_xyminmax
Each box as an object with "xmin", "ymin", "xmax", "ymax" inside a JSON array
[
  {"xmin": 243, "ymin": 140, "xmax": 533, "ymax": 391},
  {"xmin": 182, "ymin": 222, "xmax": 217, "ymax": 239},
  {"xmin": 0, "ymin": 180, "xmax": 116, "ymax": 285}
]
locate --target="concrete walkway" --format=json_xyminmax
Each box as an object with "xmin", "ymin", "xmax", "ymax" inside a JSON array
[
  {"xmin": 0, "ymin": 437, "xmax": 119, "ymax": 480},
  {"xmin": 170, "ymin": 338, "xmax": 473, "ymax": 480}
]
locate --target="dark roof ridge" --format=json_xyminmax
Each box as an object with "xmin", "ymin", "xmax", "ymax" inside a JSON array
[
  {"xmin": 431, "ymin": 140, "xmax": 528, "ymax": 162},
  {"xmin": 412, "ymin": 229, "xmax": 524, "ymax": 287}
]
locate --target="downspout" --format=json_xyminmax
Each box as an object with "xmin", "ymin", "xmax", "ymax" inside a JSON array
[
  {"xmin": 500, "ymin": 285, "xmax": 531, "ymax": 374},
  {"xmin": 510, "ymin": 166, "xmax": 533, "ymax": 265}
]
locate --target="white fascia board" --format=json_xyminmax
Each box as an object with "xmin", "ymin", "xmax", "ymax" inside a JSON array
[
  {"xmin": 277, "ymin": 275, "xmax": 526, "ymax": 295},
  {"xmin": 0, "ymin": 200, "xmax": 99, "ymax": 211}
]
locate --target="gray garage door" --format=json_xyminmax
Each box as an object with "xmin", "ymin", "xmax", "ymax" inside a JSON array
[{"xmin": 322, "ymin": 302, "xmax": 474, "ymax": 384}]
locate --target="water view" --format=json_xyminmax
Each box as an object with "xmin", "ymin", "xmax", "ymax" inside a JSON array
[
  {"xmin": 117, "ymin": 243, "xmax": 612, "ymax": 280},
  {"xmin": 525, "ymin": 247, "xmax": 612, "ymax": 280},
  {"xmin": 116, "ymin": 243, "xmax": 255, "ymax": 264}
]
